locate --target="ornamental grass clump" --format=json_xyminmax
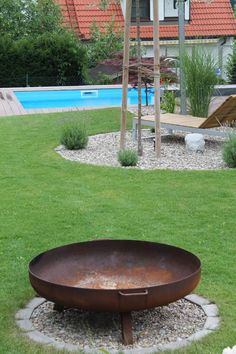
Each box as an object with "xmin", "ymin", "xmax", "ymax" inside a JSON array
[
  {"xmin": 223, "ymin": 134, "xmax": 236, "ymax": 168},
  {"xmin": 183, "ymin": 49, "xmax": 218, "ymax": 117},
  {"xmin": 161, "ymin": 90, "xmax": 176, "ymax": 113},
  {"xmin": 61, "ymin": 120, "xmax": 88, "ymax": 150},
  {"xmin": 118, "ymin": 149, "xmax": 138, "ymax": 167}
]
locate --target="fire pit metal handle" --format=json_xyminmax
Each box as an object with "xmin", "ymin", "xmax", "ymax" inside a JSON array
[{"xmin": 119, "ymin": 289, "xmax": 148, "ymax": 297}]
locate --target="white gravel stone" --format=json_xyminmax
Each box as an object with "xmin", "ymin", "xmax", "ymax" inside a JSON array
[
  {"xmin": 30, "ymin": 298, "xmax": 206, "ymax": 351},
  {"xmin": 223, "ymin": 345, "xmax": 236, "ymax": 354},
  {"xmin": 185, "ymin": 133, "xmax": 205, "ymax": 153},
  {"xmin": 56, "ymin": 130, "xmax": 227, "ymax": 170}
]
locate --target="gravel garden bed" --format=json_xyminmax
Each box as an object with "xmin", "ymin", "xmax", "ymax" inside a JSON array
[
  {"xmin": 31, "ymin": 298, "xmax": 206, "ymax": 351},
  {"xmin": 56, "ymin": 129, "xmax": 228, "ymax": 170}
]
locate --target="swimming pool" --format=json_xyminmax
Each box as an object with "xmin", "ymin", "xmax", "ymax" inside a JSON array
[{"xmin": 14, "ymin": 87, "xmax": 156, "ymax": 109}]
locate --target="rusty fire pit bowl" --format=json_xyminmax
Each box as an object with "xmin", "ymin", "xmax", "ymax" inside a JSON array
[{"xmin": 29, "ymin": 239, "xmax": 201, "ymax": 345}]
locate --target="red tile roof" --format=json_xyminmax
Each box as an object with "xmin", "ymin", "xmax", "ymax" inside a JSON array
[
  {"xmin": 58, "ymin": 0, "xmax": 124, "ymax": 38},
  {"xmin": 57, "ymin": 0, "xmax": 236, "ymax": 40}
]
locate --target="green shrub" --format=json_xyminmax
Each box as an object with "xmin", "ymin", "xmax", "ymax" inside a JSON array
[
  {"xmin": 61, "ymin": 121, "xmax": 88, "ymax": 150},
  {"xmin": 0, "ymin": 32, "xmax": 88, "ymax": 87},
  {"xmin": 183, "ymin": 48, "xmax": 217, "ymax": 117},
  {"xmin": 223, "ymin": 134, "xmax": 236, "ymax": 167},
  {"xmin": 161, "ymin": 90, "xmax": 176, "ymax": 113},
  {"xmin": 118, "ymin": 149, "xmax": 138, "ymax": 167}
]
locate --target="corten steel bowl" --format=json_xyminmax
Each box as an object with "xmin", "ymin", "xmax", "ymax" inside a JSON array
[{"xmin": 29, "ymin": 239, "xmax": 201, "ymax": 344}]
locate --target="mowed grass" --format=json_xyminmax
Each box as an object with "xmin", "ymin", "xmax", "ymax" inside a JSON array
[{"xmin": 0, "ymin": 108, "xmax": 236, "ymax": 354}]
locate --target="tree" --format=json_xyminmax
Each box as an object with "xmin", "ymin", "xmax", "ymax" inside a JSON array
[
  {"xmin": 0, "ymin": 0, "xmax": 63, "ymax": 39},
  {"xmin": 86, "ymin": 20, "xmax": 123, "ymax": 68},
  {"xmin": 135, "ymin": 0, "xmax": 143, "ymax": 155},
  {"xmin": 93, "ymin": 52, "xmax": 177, "ymax": 103}
]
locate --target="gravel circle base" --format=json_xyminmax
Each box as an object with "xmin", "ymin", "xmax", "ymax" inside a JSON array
[
  {"xmin": 16, "ymin": 294, "xmax": 220, "ymax": 353},
  {"xmin": 56, "ymin": 130, "xmax": 227, "ymax": 170},
  {"xmin": 29, "ymin": 298, "xmax": 206, "ymax": 352}
]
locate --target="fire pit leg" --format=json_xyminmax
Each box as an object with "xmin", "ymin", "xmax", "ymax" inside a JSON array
[
  {"xmin": 53, "ymin": 303, "xmax": 64, "ymax": 312},
  {"xmin": 120, "ymin": 312, "xmax": 133, "ymax": 345}
]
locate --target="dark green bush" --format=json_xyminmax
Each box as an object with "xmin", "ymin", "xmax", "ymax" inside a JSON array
[
  {"xmin": 61, "ymin": 121, "xmax": 88, "ymax": 150},
  {"xmin": 0, "ymin": 32, "xmax": 87, "ymax": 87},
  {"xmin": 118, "ymin": 149, "xmax": 138, "ymax": 167},
  {"xmin": 223, "ymin": 134, "xmax": 236, "ymax": 167}
]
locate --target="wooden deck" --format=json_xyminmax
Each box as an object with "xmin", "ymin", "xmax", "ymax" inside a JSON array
[
  {"xmin": 138, "ymin": 95, "xmax": 236, "ymax": 129},
  {"xmin": 139, "ymin": 113, "xmax": 206, "ymax": 128},
  {"xmin": 0, "ymin": 89, "xmax": 26, "ymax": 116}
]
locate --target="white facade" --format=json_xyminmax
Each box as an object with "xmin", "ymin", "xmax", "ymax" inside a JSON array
[
  {"xmin": 121, "ymin": 0, "xmax": 234, "ymax": 79},
  {"xmin": 142, "ymin": 37, "xmax": 234, "ymax": 79},
  {"xmin": 121, "ymin": 0, "xmax": 190, "ymax": 21}
]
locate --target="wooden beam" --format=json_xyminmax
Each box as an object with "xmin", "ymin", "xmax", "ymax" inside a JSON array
[
  {"xmin": 136, "ymin": 0, "xmax": 143, "ymax": 156},
  {"xmin": 153, "ymin": 0, "xmax": 161, "ymax": 157},
  {"xmin": 120, "ymin": 0, "xmax": 132, "ymax": 150}
]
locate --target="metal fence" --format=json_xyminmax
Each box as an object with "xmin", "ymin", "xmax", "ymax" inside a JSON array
[{"xmin": 0, "ymin": 75, "xmax": 83, "ymax": 88}]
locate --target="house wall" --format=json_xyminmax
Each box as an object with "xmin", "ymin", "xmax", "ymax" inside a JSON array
[
  {"xmin": 121, "ymin": 0, "xmax": 190, "ymax": 21},
  {"xmin": 142, "ymin": 37, "xmax": 234, "ymax": 80}
]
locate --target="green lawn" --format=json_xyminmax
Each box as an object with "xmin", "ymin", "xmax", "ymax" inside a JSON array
[{"xmin": 0, "ymin": 108, "xmax": 236, "ymax": 354}]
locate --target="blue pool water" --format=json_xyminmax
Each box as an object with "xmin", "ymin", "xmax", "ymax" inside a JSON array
[{"xmin": 15, "ymin": 88, "xmax": 155, "ymax": 109}]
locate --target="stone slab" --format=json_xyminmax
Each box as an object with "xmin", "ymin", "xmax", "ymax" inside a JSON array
[
  {"xmin": 187, "ymin": 329, "xmax": 212, "ymax": 342},
  {"xmin": 64, "ymin": 344, "xmax": 82, "ymax": 352},
  {"xmin": 16, "ymin": 319, "xmax": 34, "ymax": 332},
  {"xmin": 204, "ymin": 316, "xmax": 220, "ymax": 330},
  {"xmin": 110, "ymin": 347, "xmax": 160, "ymax": 354},
  {"xmin": 26, "ymin": 297, "xmax": 45, "ymax": 309},
  {"xmin": 27, "ymin": 330, "xmax": 53, "ymax": 344},
  {"xmin": 202, "ymin": 304, "xmax": 219, "ymax": 317},
  {"xmin": 47, "ymin": 341, "xmax": 66, "ymax": 350},
  {"xmin": 160, "ymin": 339, "xmax": 189, "ymax": 351},
  {"xmin": 185, "ymin": 294, "xmax": 211, "ymax": 306},
  {"xmin": 15, "ymin": 308, "xmax": 33, "ymax": 320}
]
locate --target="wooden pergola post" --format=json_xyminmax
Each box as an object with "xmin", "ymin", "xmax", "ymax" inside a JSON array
[
  {"xmin": 178, "ymin": 0, "xmax": 187, "ymax": 115},
  {"xmin": 120, "ymin": 0, "xmax": 132, "ymax": 150},
  {"xmin": 136, "ymin": 0, "xmax": 143, "ymax": 156},
  {"xmin": 153, "ymin": 0, "xmax": 161, "ymax": 157}
]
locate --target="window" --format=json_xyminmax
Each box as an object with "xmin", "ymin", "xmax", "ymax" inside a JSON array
[
  {"xmin": 131, "ymin": 0, "xmax": 150, "ymax": 21},
  {"xmin": 164, "ymin": 0, "xmax": 190, "ymax": 21}
]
